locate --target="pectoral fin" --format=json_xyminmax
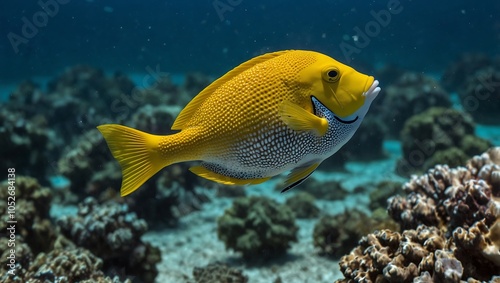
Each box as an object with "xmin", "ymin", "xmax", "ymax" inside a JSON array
[
  {"xmin": 279, "ymin": 100, "xmax": 328, "ymax": 136},
  {"xmin": 281, "ymin": 162, "xmax": 320, "ymax": 193}
]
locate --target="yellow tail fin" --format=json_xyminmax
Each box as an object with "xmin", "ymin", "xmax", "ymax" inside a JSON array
[{"xmin": 97, "ymin": 124, "xmax": 167, "ymax": 196}]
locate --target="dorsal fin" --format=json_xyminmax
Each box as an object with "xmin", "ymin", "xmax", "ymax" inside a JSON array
[{"xmin": 171, "ymin": 50, "xmax": 294, "ymax": 130}]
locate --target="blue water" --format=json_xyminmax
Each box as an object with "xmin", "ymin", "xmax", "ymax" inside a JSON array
[{"xmin": 1, "ymin": 0, "xmax": 499, "ymax": 83}]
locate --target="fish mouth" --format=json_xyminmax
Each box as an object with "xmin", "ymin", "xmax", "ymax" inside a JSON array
[
  {"xmin": 334, "ymin": 115, "xmax": 359, "ymax": 124},
  {"xmin": 312, "ymin": 96, "xmax": 359, "ymax": 124},
  {"xmin": 363, "ymin": 79, "xmax": 381, "ymax": 102},
  {"xmin": 330, "ymin": 79, "xmax": 380, "ymax": 124}
]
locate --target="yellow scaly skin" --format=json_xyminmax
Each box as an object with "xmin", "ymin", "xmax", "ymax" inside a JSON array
[{"xmin": 98, "ymin": 50, "xmax": 376, "ymax": 196}]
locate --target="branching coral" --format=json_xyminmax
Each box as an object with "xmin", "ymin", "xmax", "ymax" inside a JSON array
[
  {"xmin": 337, "ymin": 225, "xmax": 472, "ymax": 283},
  {"xmin": 217, "ymin": 196, "xmax": 298, "ymax": 260},
  {"xmin": 390, "ymin": 148, "xmax": 500, "ymax": 233},
  {"xmin": 339, "ymin": 148, "xmax": 500, "ymax": 282},
  {"xmin": 57, "ymin": 197, "xmax": 160, "ymax": 282},
  {"xmin": 23, "ymin": 247, "xmax": 131, "ymax": 283}
]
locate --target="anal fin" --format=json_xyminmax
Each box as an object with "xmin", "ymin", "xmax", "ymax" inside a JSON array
[
  {"xmin": 190, "ymin": 165, "xmax": 270, "ymax": 186},
  {"xmin": 281, "ymin": 162, "xmax": 320, "ymax": 193}
]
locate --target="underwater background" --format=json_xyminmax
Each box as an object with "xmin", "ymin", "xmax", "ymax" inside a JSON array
[{"xmin": 1, "ymin": 0, "xmax": 500, "ymax": 282}]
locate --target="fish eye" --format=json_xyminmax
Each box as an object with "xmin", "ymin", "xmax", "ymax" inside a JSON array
[{"xmin": 322, "ymin": 67, "xmax": 340, "ymax": 82}]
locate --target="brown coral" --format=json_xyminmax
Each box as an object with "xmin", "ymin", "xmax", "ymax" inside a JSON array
[
  {"xmin": 57, "ymin": 197, "xmax": 160, "ymax": 282},
  {"xmin": 339, "ymin": 148, "xmax": 500, "ymax": 282},
  {"xmin": 452, "ymin": 217, "xmax": 500, "ymax": 280},
  {"xmin": 338, "ymin": 225, "xmax": 445, "ymax": 283},
  {"xmin": 192, "ymin": 262, "xmax": 248, "ymax": 283},
  {"xmin": 0, "ymin": 236, "xmax": 33, "ymax": 281},
  {"xmin": 0, "ymin": 176, "xmax": 56, "ymax": 254},
  {"xmin": 24, "ymin": 247, "xmax": 131, "ymax": 283},
  {"xmin": 388, "ymin": 163, "xmax": 498, "ymax": 233}
]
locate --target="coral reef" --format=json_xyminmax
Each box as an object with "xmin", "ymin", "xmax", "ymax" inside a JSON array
[
  {"xmin": 128, "ymin": 104, "xmax": 180, "ymax": 135},
  {"xmin": 293, "ymin": 178, "xmax": 349, "ymax": 201},
  {"xmin": 368, "ymin": 181, "xmax": 404, "ymax": 211},
  {"xmin": 0, "ymin": 176, "xmax": 56, "ymax": 254},
  {"xmin": 285, "ymin": 192, "xmax": 320, "ymax": 219},
  {"xmin": 313, "ymin": 209, "xmax": 399, "ymax": 259},
  {"xmin": 217, "ymin": 196, "xmax": 298, "ymax": 260},
  {"xmin": 215, "ymin": 184, "xmax": 247, "ymax": 198},
  {"xmin": 45, "ymin": 65, "xmax": 136, "ymax": 143},
  {"xmin": 458, "ymin": 65, "xmax": 500, "ymax": 124},
  {"xmin": 0, "ymin": 236, "xmax": 33, "ymax": 281},
  {"xmin": 0, "ymin": 68, "xmax": 225, "ymax": 283},
  {"xmin": 57, "ymin": 129, "xmax": 121, "ymax": 198},
  {"xmin": 339, "ymin": 118, "xmax": 387, "ymax": 161},
  {"xmin": 7, "ymin": 80, "xmax": 46, "ymax": 117},
  {"xmin": 313, "ymin": 211, "xmax": 371, "ymax": 258},
  {"xmin": 397, "ymin": 107, "xmax": 491, "ymax": 176},
  {"xmin": 133, "ymin": 76, "xmax": 180, "ymax": 107},
  {"xmin": 0, "ymin": 109, "xmax": 52, "ymax": 182},
  {"xmin": 337, "ymin": 148, "xmax": 500, "ymax": 282},
  {"xmin": 57, "ymin": 103, "xmax": 208, "ymax": 227},
  {"xmin": 135, "ymin": 72, "xmax": 212, "ymax": 109},
  {"xmin": 338, "ymin": 225, "xmax": 447, "ymax": 283},
  {"xmin": 23, "ymin": 247, "xmax": 131, "ymax": 283},
  {"xmin": 338, "ymin": 219, "xmax": 500, "ymax": 283},
  {"xmin": 0, "ymin": 175, "xmax": 143, "ymax": 283},
  {"xmin": 373, "ymin": 72, "xmax": 452, "ymax": 138},
  {"xmin": 122, "ymin": 162, "xmax": 211, "ymax": 228},
  {"xmin": 57, "ymin": 197, "xmax": 161, "ymax": 283},
  {"xmin": 389, "ymin": 162, "xmax": 497, "ymax": 232},
  {"xmin": 191, "ymin": 262, "xmax": 248, "ymax": 283},
  {"xmin": 1, "ymin": 235, "xmax": 133, "ymax": 283}
]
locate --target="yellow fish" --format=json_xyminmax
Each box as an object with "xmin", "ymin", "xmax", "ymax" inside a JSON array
[{"xmin": 98, "ymin": 50, "xmax": 380, "ymax": 196}]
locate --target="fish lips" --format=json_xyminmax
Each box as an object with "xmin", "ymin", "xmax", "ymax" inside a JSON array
[{"xmin": 363, "ymin": 79, "xmax": 381, "ymax": 103}]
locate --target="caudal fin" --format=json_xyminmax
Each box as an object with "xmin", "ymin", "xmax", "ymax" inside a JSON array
[{"xmin": 97, "ymin": 124, "xmax": 167, "ymax": 196}]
